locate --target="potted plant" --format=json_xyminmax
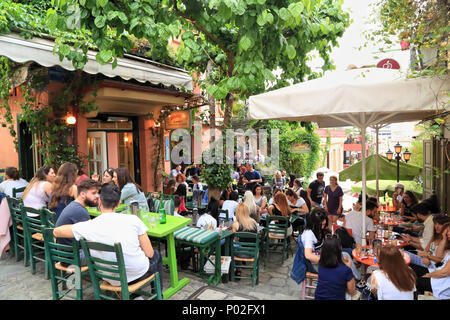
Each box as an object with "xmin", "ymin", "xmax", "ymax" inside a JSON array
[{"xmin": 201, "ymin": 162, "xmax": 233, "ymax": 202}]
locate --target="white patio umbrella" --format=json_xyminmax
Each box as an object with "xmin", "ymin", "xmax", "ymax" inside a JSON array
[{"xmin": 248, "ymin": 67, "xmax": 449, "ymax": 245}]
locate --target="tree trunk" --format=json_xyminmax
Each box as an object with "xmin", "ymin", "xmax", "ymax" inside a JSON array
[
  {"xmin": 208, "ymin": 187, "xmax": 221, "ymax": 203},
  {"xmin": 206, "ymin": 60, "xmax": 216, "ymax": 143},
  {"xmin": 223, "ymin": 93, "xmax": 233, "ymax": 129}
]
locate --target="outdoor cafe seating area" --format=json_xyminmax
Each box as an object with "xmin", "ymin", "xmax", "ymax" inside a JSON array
[
  {"xmin": 0, "ymin": 183, "xmax": 295, "ymax": 300},
  {"xmin": 1, "ymin": 167, "xmax": 449, "ymax": 301}
]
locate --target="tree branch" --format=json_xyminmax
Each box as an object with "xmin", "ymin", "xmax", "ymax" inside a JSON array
[{"xmin": 172, "ymin": 3, "xmax": 235, "ymax": 78}]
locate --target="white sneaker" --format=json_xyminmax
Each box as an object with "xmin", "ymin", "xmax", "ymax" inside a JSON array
[{"xmin": 133, "ymin": 296, "xmax": 144, "ymax": 300}]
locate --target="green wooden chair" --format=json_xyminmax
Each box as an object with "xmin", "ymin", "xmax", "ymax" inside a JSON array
[
  {"xmin": 230, "ymin": 232, "xmax": 260, "ymax": 287},
  {"xmin": 42, "ymin": 228, "xmax": 89, "ymax": 300},
  {"xmin": 153, "ymin": 199, "xmax": 161, "ymax": 213},
  {"xmin": 21, "ymin": 206, "xmax": 49, "ymax": 278},
  {"xmin": 218, "ymin": 209, "xmax": 230, "ymax": 223},
  {"xmin": 6, "ymin": 196, "xmax": 28, "ymax": 265},
  {"xmin": 80, "ymin": 238, "xmax": 162, "ymax": 300},
  {"xmin": 12, "ymin": 186, "xmax": 26, "ymax": 198},
  {"xmin": 40, "ymin": 208, "xmax": 57, "ymax": 228},
  {"xmin": 163, "ymin": 199, "xmax": 174, "ymax": 215},
  {"xmin": 264, "ymin": 215, "xmax": 290, "ymax": 265}
]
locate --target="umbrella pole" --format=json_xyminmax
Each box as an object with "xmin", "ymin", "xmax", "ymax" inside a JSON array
[
  {"xmin": 361, "ymin": 124, "xmax": 367, "ymax": 247},
  {"xmin": 375, "ymin": 126, "xmax": 379, "ymax": 200}
]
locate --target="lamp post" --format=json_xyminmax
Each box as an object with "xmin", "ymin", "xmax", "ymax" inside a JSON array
[{"xmin": 386, "ymin": 142, "xmax": 412, "ymax": 182}]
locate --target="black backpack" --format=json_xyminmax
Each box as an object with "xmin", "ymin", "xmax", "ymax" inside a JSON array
[{"xmin": 335, "ymin": 227, "xmax": 355, "ymax": 249}]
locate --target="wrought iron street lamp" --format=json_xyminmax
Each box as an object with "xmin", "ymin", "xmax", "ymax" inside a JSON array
[{"xmin": 386, "ymin": 142, "xmax": 412, "ymax": 182}]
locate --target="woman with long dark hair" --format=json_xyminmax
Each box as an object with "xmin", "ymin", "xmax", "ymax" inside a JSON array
[
  {"xmin": 22, "ymin": 166, "xmax": 55, "ymax": 211},
  {"xmin": 400, "ymin": 191, "xmax": 419, "ymax": 222},
  {"xmin": 300, "ymin": 208, "xmax": 329, "ymax": 272},
  {"xmin": 49, "ymin": 162, "xmax": 78, "ymax": 219},
  {"xmin": 370, "ymin": 245, "xmax": 416, "ymax": 300},
  {"xmin": 197, "ymin": 197, "xmax": 219, "ymax": 229},
  {"xmin": 113, "ymin": 167, "xmax": 149, "ymax": 211},
  {"xmin": 408, "ymin": 219, "xmax": 450, "ymax": 278},
  {"xmin": 314, "ymin": 235, "xmax": 356, "ymax": 300}
]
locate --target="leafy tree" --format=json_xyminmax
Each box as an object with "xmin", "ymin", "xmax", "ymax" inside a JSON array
[
  {"xmin": 251, "ymin": 120, "xmax": 320, "ymax": 179},
  {"xmin": 366, "ymin": 0, "xmax": 449, "ymax": 76},
  {"xmin": 46, "ymin": 0, "xmax": 350, "ymax": 127}
]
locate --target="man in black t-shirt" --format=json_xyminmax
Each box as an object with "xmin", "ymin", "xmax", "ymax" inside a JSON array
[
  {"xmin": 243, "ymin": 163, "xmax": 262, "ymax": 191},
  {"xmin": 307, "ymin": 172, "xmax": 325, "ymax": 208}
]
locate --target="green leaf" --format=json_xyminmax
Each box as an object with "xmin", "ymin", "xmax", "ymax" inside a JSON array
[
  {"xmin": 96, "ymin": 49, "xmax": 112, "ymax": 64},
  {"xmin": 286, "ymin": 44, "xmax": 296, "ymax": 59},
  {"xmin": 117, "ymin": 12, "xmax": 128, "ymax": 24},
  {"xmin": 97, "ymin": 0, "xmax": 108, "ymax": 8},
  {"xmin": 288, "ymin": 2, "xmax": 304, "ymax": 17},
  {"xmin": 107, "ymin": 11, "xmax": 119, "ymax": 21},
  {"xmin": 262, "ymin": 68, "xmax": 276, "ymax": 81},
  {"xmin": 239, "ymin": 35, "xmax": 252, "ymax": 51},
  {"xmin": 288, "ymin": 2, "xmax": 304, "ymax": 24},
  {"xmin": 59, "ymin": 44, "xmax": 71, "ymax": 56},
  {"xmin": 130, "ymin": 17, "xmax": 140, "ymax": 30},
  {"xmin": 278, "ymin": 7, "xmax": 290, "ymax": 21},
  {"xmin": 94, "ymin": 15, "xmax": 106, "ymax": 28},
  {"xmin": 46, "ymin": 9, "xmax": 58, "ymax": 31}
]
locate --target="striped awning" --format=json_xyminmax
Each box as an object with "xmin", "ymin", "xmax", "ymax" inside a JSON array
[{"xmin": 0, "ymin": 33, "xmax": 193, "ymax": 91}]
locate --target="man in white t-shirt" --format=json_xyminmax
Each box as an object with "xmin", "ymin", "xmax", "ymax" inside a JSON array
[
  {"xmin": 53, "ymin": 184, "xmax": 163, "ymax": 290},
  {"xmin": 170, "ymin": 165, "xmax": 182, "ymax": 181},
  {"xmin": 220, "ymin": 191, "xmax": 239, "ymax": 221},
  {"xmin": 400, "ymin": 202, "xmax": 436, "ymax": 251},
  {"xmin": 344, "ymin": 199, "xmax": 378, "ymax": 245}
]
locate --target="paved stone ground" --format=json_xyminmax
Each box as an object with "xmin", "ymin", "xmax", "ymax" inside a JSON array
[{"xmin": 0, "ymin": 240, "xmax": 308, "ymax": 300}]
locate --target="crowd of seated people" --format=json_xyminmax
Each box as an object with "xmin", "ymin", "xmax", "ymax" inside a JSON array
[{"xmin": 6, "ymin": 159, "xmax": 450, "ymax": 301}]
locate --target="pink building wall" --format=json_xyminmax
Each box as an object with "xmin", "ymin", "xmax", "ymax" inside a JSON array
[{"xmin": 0, "ymin": 86, "xmax": 50, "ymax": 170}]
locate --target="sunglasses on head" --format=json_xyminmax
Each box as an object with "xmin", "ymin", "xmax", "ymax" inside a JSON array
[{"xmin": 325, "ymin": 234, "xmax": 339, "ymax": 239}]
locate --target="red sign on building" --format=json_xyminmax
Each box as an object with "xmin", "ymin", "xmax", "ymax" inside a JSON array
[{"xmin": 377, "ymin": 58, "xmax": 400, "ymax": 70}]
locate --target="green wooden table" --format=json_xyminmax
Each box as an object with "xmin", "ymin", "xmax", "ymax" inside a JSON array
[
  {"xmin": 87, "ymin": 208, "xmax": 191, "ymax": 300},
  {"xmin": 174, "ymin": 226, "xmax": 222, "ymax": 286}
]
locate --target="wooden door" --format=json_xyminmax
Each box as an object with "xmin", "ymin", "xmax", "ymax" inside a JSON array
[{"xmin": 422, "ymin": 139, "xmax": 435, "ymax": 200}]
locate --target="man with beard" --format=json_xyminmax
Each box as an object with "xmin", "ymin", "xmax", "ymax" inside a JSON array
[{"xmin": 55, "ymin": 179, "xmax": 100, "ymax": 251}]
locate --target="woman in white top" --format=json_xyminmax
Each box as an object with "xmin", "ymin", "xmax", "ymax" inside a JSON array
[
  {"xmin": 293, "ymin": 179, "xmax": 303, "ymax": 198},
  {"xmin": 252, "ymin": 184, "xmax": 267, "ymax": 216},
  {"xmin": 221, "ymin": 191, "xmax": 239, "ymax": 221},
  {"xmin": 416, "ymin": 223, "xmax": 450, "ymax": 299},
  {"xmin": 197, "ymin": 197, "xmax": 219, "ymax": 229},
  {"xmin": 407, "ymin": 217, "xmax": 450, "ymax": 273},
  {"xmin": 22, "ymin": 166, "xmax": 55, "ymax": 211},
  {"xmin": 370, "ymin": 245, "xmax": 416, "ymax": 300},
  {"xmin": 0, "ymin": 167, "xmax": 29, "ymax": 198},
  {"xmin": 392, "ymin": 183, "xmax": 404, "ymax": 211},
  {"xmin": 285, "ymin": 188, "xmax": 309, "ymax": 215}
]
